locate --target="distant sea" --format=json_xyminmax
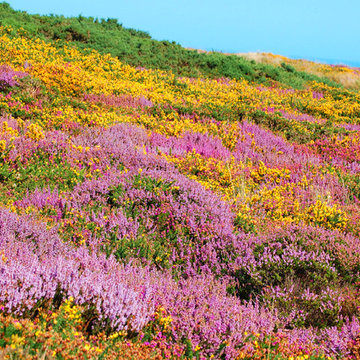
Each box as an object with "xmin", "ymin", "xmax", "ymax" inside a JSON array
[
  {"xmin": 323, "ymin": 59, "xmax": 360, "ymax": 68},
  {"xmin": 291, "ymin": 56, "xmax": 360, "ymax": 68}
]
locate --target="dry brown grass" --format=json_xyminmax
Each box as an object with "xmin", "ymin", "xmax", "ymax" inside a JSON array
[
  {"xmin": 186, "ymin": 47, "xmax": 360, "ymax": 89},
  {"xmin": 240, "ymin": 52, "xmax": 360, "ymax": 89}
]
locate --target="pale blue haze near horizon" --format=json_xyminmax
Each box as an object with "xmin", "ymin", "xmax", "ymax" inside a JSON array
[{"xmin": 5, "ymin": 0, "xmax": 360, "ymax": 67}]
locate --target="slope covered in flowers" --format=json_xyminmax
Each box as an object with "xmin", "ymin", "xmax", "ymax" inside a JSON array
[{"xmin": 1, "ymin": 26, "xmax": 360, "ymax": 359}]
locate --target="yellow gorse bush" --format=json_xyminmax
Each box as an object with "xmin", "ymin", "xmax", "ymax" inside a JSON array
[
  {"xmin": 25, "ymin": 123, "xmax": 45, "ymax": 141},
  {"xmin": 0, "ymin": 139, "xmax": 6, "ymax": 152},
  {"xmin": 1, "ymin": 27, "xmax": 359, "ymax": 134}
]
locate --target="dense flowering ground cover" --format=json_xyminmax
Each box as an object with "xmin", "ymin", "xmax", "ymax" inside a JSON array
[{"xmin": 1, "ymin": 26, "xmax": 360, "ymax": 359}]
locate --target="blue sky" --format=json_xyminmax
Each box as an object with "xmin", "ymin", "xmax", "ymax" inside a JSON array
[{"xmin": 6, "ymin": 0, "xmax": 360, "ymax": 66}]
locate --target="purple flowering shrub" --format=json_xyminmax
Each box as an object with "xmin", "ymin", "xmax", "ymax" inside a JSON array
[
  {"xmin": 2, "ymin": 204, "xmax": 360, "ymax": 357},
  {"xmin": 0, "ymin": 65, "xmax": 27, "ymax": 90},
  {"xmin": 0, "ymin": 208, "xmax": 156, "ymax": 332},
  {"xmin": 230, "ymin": 224, "xmax": 360, "ymax": 329},
  {"xmin": 0, "ymin": 206, "xmax": 283, "ymax": 358}
]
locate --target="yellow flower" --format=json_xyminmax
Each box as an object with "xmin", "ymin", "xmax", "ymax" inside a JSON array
[
  {"xmin": 13, "ymin": 322, "xmax": 22, "ymax": 330},
  {"xmin": 0, "ymin": 140, "xmax": 6, "ymax": 152},
  {"xmin": 26, "ymin": 123, "xmax": 45, "ymax": 141},
  {"xmin": 10, "ymin": 334, "xmax": 25, "ymax": 347}
]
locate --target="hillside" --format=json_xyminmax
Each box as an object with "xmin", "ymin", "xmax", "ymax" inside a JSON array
[
  {"xmin": 0, "ymin": 2, "xmax": 346, "ymax": 90},
  {"xmin": 0, "ymin": 3, "xmax": 360, "ymax": 360}
]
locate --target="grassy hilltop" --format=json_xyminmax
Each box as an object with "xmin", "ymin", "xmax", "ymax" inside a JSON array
[
  {"xmin": 0, "ymin": 2, "xmax": 350, "ymax": 89},
  {"xmin": 1, "ymin": 2, "xmax": 360, "ymax": 359}
]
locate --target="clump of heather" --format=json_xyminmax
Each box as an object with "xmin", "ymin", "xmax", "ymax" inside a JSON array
[
  {"xmin": 0, "ymin": 207, "xmax": 279, "ymax": 358},
  {"xmin": 0, "ymin": 65, "xmax": 27, "ymax": 90}
]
